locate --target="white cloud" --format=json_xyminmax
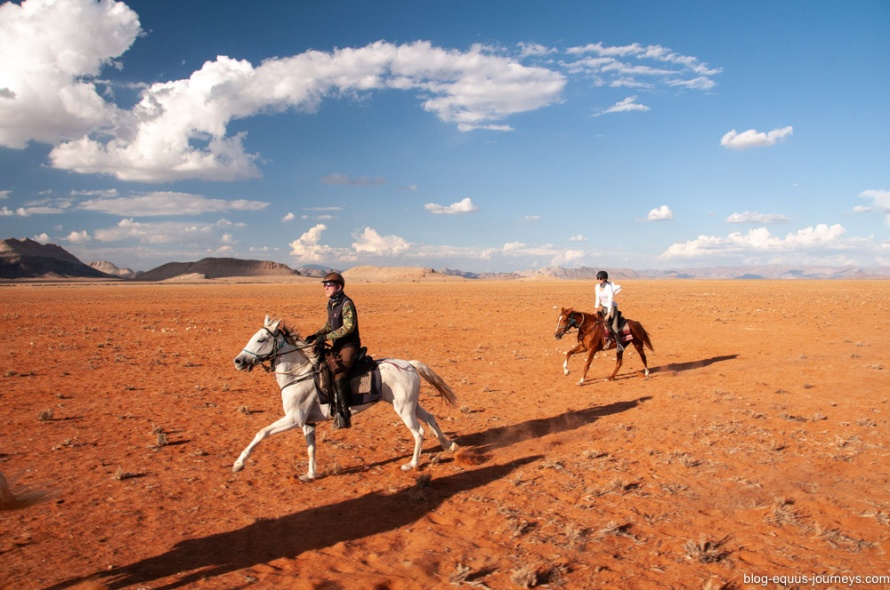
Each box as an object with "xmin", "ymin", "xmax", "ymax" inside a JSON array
[
  {"xmin": 721, "ymin": 126, "xmax": 793, "ymax": 150},
  {"xmin": 352, "ymin": 227, "xmax": 411, "ymax": 256},
  {"xmin": 93, "ymin": 217, "xmax": 236, "ymax": 245},
  {"xmin": 0, "ymin": 190, "xmax": 10, "ymax": 199},
  {"xmin": 647, "ymin": 205, "xmax": 674, "ymax": 221},
  {"xmin": 569, "ymin": 235, "xmax": 587, "ymax": 242},
  {"xmin": 565, "ymin": 42, "xmax": 721, "ymax": 91},
  {"xmin": 425, "ymin": 197, "xmax": 479, "ymax": 215},
  {"xmin": 859, "ymin": 189, "xmax": 890, "ymax": 226},
  {"xmin": 0, "ymin": 0, "xmax": 141, "ymax": 149},
  {"xmin": 595, "ymin": 95, "xmax": 650, "ymax": 116},
  {"xmin": 282, "ymin": 212, "xmax": 295, "ymax": 222},
  {"xmin": 78, "ymin": 192, "xmax": 269, "ymax": 216},
  {"xmin": 18, "ymin": 32, "xmax": 563, "ymax": 182},
  {"xmin": 288, "ymin": 223, "xmax": 353, "ymax": 262},
  {"xmin": 522, "ymin": 215, "xmax": 540, "ymax": 221},
  {"xmin": 64, "ymin": 230, "xmax": 91, "ymax": 243},
  {"xmin": 725, "ymin": 211, "xmax": 791, "ymax": 224},
  {"xmin": 660, "ymin": 224, "xmax": 856, "ymax": 261},
  {"xmin": 32, "ymin": 233, "xmax": 50, "ymax": 243}
]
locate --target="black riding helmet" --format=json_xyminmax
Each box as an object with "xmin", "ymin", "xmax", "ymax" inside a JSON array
[{"xmin": 596, "ymin": 270, "xmax": 608, "ymax": 280}]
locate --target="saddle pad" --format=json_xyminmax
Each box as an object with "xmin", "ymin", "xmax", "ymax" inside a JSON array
[{"xmin": 349, "ymin": 364, "xmax": 382, "ymax": 406}]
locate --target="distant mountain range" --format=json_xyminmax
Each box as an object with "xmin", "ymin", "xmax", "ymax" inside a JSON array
[{"xmin": 2, "ymin": 238, "xmax": 889, "ymax": 280}]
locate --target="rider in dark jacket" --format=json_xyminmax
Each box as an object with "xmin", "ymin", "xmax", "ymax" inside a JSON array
[{"xmin": 306, "ymin": 272, "xmax": 360, "ymax": 429}]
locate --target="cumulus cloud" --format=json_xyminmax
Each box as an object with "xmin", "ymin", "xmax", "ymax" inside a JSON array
[
  {"xmin": 352, "ymin": 227, "xmax": 411, "ymax": 256},
  {"xmin": 282, "ymin": 212, "xmax": 295, "ymax": 222},
  {"xmin": 288, "ymin": 223, "xmax": 352, "ymax": 262},
  {"xmin": 721, "ymin": 126, "xmax": 793, "ymax": 150},
  {"xmin": 660, "ymin": 224, "xmax": 853, "ymax": 260},
  {"xmin": 425, "ymin": 197, "xmax": 478, "ymax": 215},
  {"xmin": 12, "ymin": 25, "xmax": 563, "ymax": 182},
  {"xmin": 78, "ymin": 191, "xmax": 269, "ymax": 216},
  {"xmin": 646, "ymin": 205, "xmax": 674, "ymax": 221},
  {"xmin": 0, "ymin": 0, "xmax": 141, "ymax": 148},
  {"xmin": 64, "ymin": 230, "xmax": 91, "ymax": 243},
  {"xmin": 725, "ymin": 211, "xmax": 791, "ymax": 224},
  {"xmin": 0, "ymin": 190, "xmax": 10, "ymax": 199},
  {"xmin": 595, "ymin": 95, "xmax": 650, "ymax": 116}
]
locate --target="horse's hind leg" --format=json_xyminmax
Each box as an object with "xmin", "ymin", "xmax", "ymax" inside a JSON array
[
  {"xmin": 635, "ymin": 342, "xmax": 650, "ymax": 376},
  {"xmin": 417, "ymin": 406, "xmax": 459, "ymax": 453},
  {"xmin": 232, "ymin": 415, "xmax": 299, "ymax": 473},
  {"xmin": 395, "ymin": 408, "xmax": 425, "ymax": 472}
]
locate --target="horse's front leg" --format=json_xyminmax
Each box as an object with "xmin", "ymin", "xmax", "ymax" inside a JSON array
[
  {"xmin": 232, "ymin": 414, "xmax": 299, "ymax": 473},
  {"xmin": 563, "ymin": 343, "xmax": 586, "ymax": 376},
  {"xmin": 579, "ymin": 346, "xmax": 599, "ymax": 385},
  {"xmin": 300, "ymin": 424, "xmax": 317, "ymax": 482}
]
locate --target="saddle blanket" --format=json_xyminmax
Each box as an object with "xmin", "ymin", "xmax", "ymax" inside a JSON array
[{"xmin": 315, "ymin": 354, "xmax": 383, "ymax": 407}]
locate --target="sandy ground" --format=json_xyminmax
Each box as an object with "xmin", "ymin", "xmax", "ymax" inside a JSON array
[{"xmin": 0, "ymin": 279, "xmax": 888, "ymax": 590}]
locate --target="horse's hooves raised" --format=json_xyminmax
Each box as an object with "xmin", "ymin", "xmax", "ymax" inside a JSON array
[{"xmin": 232, "ymin": 463, "xmax": 244, "ymax": 473}]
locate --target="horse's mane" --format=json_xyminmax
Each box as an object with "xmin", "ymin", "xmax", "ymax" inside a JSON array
[{"xmin": 278, "ymin": 321, "xmax": 302, "ymax": 343}]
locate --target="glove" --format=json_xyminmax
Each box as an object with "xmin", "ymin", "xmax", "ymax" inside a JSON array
[{"xmin": 304, "ymin": 333, "xmax": 318, "ymax": 344}]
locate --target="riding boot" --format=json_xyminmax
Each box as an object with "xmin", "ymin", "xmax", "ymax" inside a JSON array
[
  {"xmin": 612, "ymin": 329, "xmax": 624, "ymax": 352},
  {"xmin": 333, "ymin": 376, "xmax": 352, "ymax": 429}
]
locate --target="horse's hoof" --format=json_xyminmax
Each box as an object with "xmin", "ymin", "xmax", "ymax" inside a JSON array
[
  {"xmin": 564, "ymin": 370, "xmax": 570, "ymax": 376},
  {"xmin": 448, "ymin": 442, "xmax": 459, "ymax": 453},
  {"xmin": 576, "ymin": 379, "xmax": 584, "ymax": 386},
  {"xmin": 298, "ymin": 474, "xmax": 316, "ymax": 482},
  {"xmin": 232, "ymin": 462, "xmax": 244, "ymax": 473},
  {"xmin": 400, "ymin": 463, "xmax": 416, "ymax": 472}
]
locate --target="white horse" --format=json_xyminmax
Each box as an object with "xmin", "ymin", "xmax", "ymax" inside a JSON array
[{"xmin": 232, "ymin": 315, "xmax": 460, "ymax": 481}]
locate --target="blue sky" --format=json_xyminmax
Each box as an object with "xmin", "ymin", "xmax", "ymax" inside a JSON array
[{"xmin": 1, "ymin": 0, "xmax": 888, "ymax": 272}]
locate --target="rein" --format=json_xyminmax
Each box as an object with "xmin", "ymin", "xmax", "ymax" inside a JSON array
[{"xmin": 241, "ymin": 328, "xmax": 320, "ymax": 391}]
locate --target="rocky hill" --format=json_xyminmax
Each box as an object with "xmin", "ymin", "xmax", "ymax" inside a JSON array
[
  {"xmin": 136, "ymin": 257, "xmax": 301, "ymax": 281},
  {"xmin": 0, "ymin": 238, "xmax": 115, "ymax": 279},
  {"xmin": 89, "ymin": 260, "xmax": 137, "ymax": 279}
]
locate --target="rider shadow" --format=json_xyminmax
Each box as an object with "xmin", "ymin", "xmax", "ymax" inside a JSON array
[
  {"xmin": 656, "ymin": 354, "xmax": 738, "ymax": 374},
  {"xmin": 458, "ymin": 397, "xmax": 651, "ymax": 454},
  {"xmin": 47, "ymin": 456, "xmax": 541, "ymax": 590}
]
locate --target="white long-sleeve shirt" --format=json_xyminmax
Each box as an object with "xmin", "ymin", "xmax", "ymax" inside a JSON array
[{"xmin": 595, "ymin": 281, "xmax": 622, "ymax": 310}]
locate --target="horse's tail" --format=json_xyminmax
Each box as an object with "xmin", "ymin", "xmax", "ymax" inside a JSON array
[
  {"xmin": 634, "ymin": 321, "xmax": 654, "ymax": 352},
  {"xmin": 408, "ymin": 361, "xmax": 459, "ymax": 407}
]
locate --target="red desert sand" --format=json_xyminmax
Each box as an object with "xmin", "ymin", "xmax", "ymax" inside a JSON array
[{"xmin": 0, "ymin": 279, "xmax": 888, "ymax": 589}]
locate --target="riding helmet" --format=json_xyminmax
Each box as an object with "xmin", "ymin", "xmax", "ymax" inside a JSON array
[
  {"xmin": 596, "ymin": 270, "xmax": 608, "ymax": 280},
  {"xmin": 322, "ymin": 271, "xmax": 345, "ymax": 287}
]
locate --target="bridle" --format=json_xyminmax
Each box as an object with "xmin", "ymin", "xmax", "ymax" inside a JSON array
[
  {"xmin": 240, "ymin": 327, "xmax": 319, "ymax": 390},
  {"xmin": 556, "ymin": 311, "xmax": 585, "ymax": 338}
]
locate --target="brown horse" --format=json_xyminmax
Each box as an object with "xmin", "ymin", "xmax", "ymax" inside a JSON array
[{"xmin": 554, "ymin": 307, "xmax": 653, "ymax": 384}]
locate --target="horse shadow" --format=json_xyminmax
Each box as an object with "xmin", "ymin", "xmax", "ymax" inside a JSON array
[
  {"xmin": 47, "ymin": 456, "xmax": 541, "ymax": 590},
  {"xmin": 655, "ymin": 354, "xmax": 738, "ymax": 374},
  {"xmin": 458, "ymin": 397, "xmax": 651, "ymax": 453}
]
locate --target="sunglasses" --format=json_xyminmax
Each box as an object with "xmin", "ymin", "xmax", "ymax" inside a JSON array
[{"xmin": 323, "ymin": 281, "xmax": 339, "ymax": 287}]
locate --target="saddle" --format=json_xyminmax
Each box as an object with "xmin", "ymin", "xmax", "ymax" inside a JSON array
[
  {"xmin": 601, "ymin": 311, "xmax": 630, "ymax": 346},
  {"xmin": 315, "ymin": 347, "xmax": 383, "ymax": 407}
]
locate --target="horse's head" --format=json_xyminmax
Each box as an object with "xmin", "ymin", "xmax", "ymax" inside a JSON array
[{"xmin": 554, "ymin": 307, "xmax": 581, "ymax": 339}]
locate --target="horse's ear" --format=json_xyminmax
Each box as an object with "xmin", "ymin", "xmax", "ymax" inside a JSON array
[{"xmin": 264, "ymin": 315, "xmax": 281, "ymax": 331}]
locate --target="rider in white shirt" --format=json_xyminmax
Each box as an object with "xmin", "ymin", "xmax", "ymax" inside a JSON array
[{"xmin": 594, "ymin": 270, "xmax": 623, "ymax": 352}]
